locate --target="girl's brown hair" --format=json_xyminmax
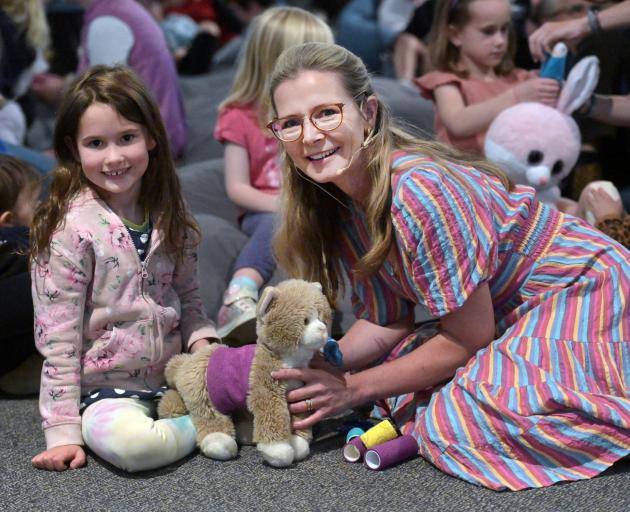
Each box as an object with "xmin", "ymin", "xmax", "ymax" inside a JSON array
[
  {"xmin": 30, "ymin": 65, "xmax": 199, "ymax": 263},
  {"xmin": 269, "ymin": 43, "xmax": 511, "ymax": 306},
  {"xmin": 428, "ymin": 0, "xmax": 516, "ymax": 77}
]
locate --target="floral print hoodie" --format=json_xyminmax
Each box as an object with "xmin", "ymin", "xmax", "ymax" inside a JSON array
[{"xmin": 32, "ymin": 188, "xmax": 218, "ymax": 449}]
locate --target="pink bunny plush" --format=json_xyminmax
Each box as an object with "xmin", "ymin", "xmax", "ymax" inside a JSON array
[{"xmin": 484, "ymin": 47, "xmax": 599, "ymax": 207}]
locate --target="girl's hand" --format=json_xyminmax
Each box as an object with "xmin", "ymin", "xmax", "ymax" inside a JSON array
[
  {"xmin": 32, "ymin": 445, "xmax": 86, "ymax": 471},
  {"xmin": 513, "ymin": 78, "xmax": 560, "ymax": 106},
  {"xmin": 271, "ymin": 367, "xmax": 362, "ymax": 430},
  {"xmin": 580, "ymin": 185, "xmax": 624, "ymax": 223},
  {"xmin": 189, "ymin": 338, "xmax": 212, "ymax": 353}
]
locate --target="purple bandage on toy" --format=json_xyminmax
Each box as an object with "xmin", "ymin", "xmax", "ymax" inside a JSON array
[
  {"xmin": 343, "ymin": 436, "xmax": 367, "ymax": 462},
  {"xmin": 206, "ymin": 344, "xmax": 256, "ymax": 415},
  {"xmin": 364, "ymin": 435, "xmax": 418, "ymax": 470}
]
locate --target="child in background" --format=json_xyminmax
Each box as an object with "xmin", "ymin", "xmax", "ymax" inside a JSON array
[
  {"xmin": 30, "ymin": 66, "xmax": 218, "ymax": 473},
  {"xmin": 0, "ymin": 155, "xmax": 41, "ymax": 390},
  {"xmin": 416, "ymin": 0, "xmax": 561, "ymax": 154},
  {"xmin": 213, "ymin": 6, "xmax": 333, "ymax": 345}
]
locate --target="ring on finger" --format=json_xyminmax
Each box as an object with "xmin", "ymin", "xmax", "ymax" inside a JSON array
[{"xmin": 305, "ymin": 398, "xmax": 313, "ymax": 413}]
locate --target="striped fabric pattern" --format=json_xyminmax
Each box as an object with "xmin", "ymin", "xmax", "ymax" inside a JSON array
[{"xmin": 341, "ymin": 152, "xmax": 630, "ymax": 490}]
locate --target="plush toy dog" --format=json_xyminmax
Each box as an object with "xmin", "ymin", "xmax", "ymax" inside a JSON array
[
  {"xmin": 484, "ymin": 45, "xmax": 599, "ymax": 206},
  {"xmin": 158, "ymin": 279, "xmax": 332, "ymax": 467}
]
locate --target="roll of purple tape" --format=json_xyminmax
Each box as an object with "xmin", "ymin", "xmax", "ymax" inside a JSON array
[
  {"xmin": 364, "ymin": 434, "xmax": 418, "ymax": 470},
  {"xmin": 343, "ymin": 436, "xmax": 367, "ymax": 462}
]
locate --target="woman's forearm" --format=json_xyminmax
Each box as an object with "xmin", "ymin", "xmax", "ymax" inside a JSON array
[
  {"xmin": 590, "ymin": 94, "xmax": 630, "ymax": 127},
  {"xmin": 339, "ymin": 316, "xmax": 414, "ymax": 370},
  {"xmin": 348, "ymin": 329, "xmax": 479, "ymax": 403}
]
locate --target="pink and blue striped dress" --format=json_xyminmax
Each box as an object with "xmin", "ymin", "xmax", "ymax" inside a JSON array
[{"xmin": 338, "ymin": 151, "xmax": 630, "ymax": 490}]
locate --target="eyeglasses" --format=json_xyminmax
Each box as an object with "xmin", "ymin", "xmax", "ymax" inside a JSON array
[{"xmin": 267, "ymin": 103, "xmax": 346, "ymax": 142}]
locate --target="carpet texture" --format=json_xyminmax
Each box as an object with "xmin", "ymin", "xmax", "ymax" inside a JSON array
[{"xmin": 2, "ymin": 396, "xmax": 629, "ymax": 512}]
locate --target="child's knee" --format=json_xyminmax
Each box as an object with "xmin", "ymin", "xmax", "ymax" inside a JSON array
[{"xmin": 82, "ymin": 400, "xmax": 196, "ymax": 472}]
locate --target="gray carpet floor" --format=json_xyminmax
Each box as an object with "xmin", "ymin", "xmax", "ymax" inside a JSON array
[{"xmin": 2, "ymin": 396, "xmax": 630, "ymax": 512}]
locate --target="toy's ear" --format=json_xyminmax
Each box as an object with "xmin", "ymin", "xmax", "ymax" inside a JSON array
[
  {"xmin": 258, "ymin": 286, "xmax": 278, "ymax": 320},
  {"xmin": 557, "ymin": 56, "xmax": 599, "ymax": 115}
]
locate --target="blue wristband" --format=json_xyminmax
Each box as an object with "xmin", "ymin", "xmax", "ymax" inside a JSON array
[{"xmin": 323, "ymin": 337, "xmax": 343, "ymax": 367}]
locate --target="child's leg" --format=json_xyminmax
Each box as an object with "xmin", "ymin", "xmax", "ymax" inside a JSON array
[
  {"xmin": 218, "ymin": 212, "xmax": 277, "ymax": 345},
  {"xmin": 235, "ymin": 212, "xmax": 277, "ymax": 283},
  {"xmin": 82, "ymin": 398, "xmax": 197, "ymax": 473}
]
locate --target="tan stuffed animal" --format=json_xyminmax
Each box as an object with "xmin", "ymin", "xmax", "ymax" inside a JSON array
[{"xmin": 158, "ymin": 279, "xmax": 332, "ymax": 467}]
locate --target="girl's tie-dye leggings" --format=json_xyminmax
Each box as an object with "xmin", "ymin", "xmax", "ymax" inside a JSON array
[{"xmin": 82, "ymin": 398, "xmax": 197, "ymax": 472}]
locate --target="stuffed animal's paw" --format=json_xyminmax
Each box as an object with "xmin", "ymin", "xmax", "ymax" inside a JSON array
[
  {"xmin": 157, "ymin": 389, "xmax": 188, "ymax": 418},
  {"xmin": 289, "ymin": 434, "xmax": 310, "ymax": 462},
  {"xmin": 257, "ymin": 441, "xmax": 295, "ymax": 467},
  {"xmin": 200, "ymin": 432, "xmax": 238, "ymax": 460}
]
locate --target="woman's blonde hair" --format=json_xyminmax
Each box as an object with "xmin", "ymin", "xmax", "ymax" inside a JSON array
[
  {"xmin": 218, "ymin": 6, "xmax": 333, "ymax": 125},
  {"xmin": 268, "ymin": 42, "xmax": 511, "ymax": 306},
  {"xmin": 1, "ymin": 0, "xmax": 50, "ymax": 50},
  {"xmin": 30, "ymin": 65, "xmax": 200, "ymax": 264},
  {"xmin": 428, "ymin": 0, "xmax": 515, "ymax": 77}
]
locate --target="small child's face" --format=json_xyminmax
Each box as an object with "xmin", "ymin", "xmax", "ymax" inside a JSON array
[
  {"xmin": 75, "ymin": 102, "xmax": 155, "ymax": 211},
  {"xmin": 11, "ymin": 183, "xmax": 41, "ymax": 227},
  {"xmin": 449, "ymin": 0, "xmax": 512, "ymax": 74}
]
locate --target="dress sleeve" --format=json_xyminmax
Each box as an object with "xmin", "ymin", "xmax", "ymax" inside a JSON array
[
  {"xmin": 172, "ymin": 229, "xmax": 220, "ymax": 350},
  {"xmin": 414, "ymin": 71, "xmax": 463, "ymax": 101},
  {"xmin": 391, "ymin": 165, "xmax": 496, "ymax": 317},
  {"xmin": 338, "ymin": 213, "xmax": 413, "ymax": 326},
  {"xmin": 213, "ymin": 106, "xmax": 250, "ymax": 147},
  {"xmin": 32, "ymin": 224, "xmax": 93, "ymax": 449}
]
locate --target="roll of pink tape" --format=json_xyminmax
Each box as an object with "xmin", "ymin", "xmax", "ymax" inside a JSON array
[
  {"xmin": 363, "ymin": 434, "xmax": 418, "ymax": 470},
  {"xmin": 343, "ymin": 436, "xmax": 367, "ymax": 463}
]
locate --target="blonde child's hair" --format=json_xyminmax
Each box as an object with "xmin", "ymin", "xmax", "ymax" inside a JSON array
[
  {"xmin": 428, "ymin": 0, "xmax": 515, "ymax": 77},
  {"xmin": 1, "ymin": 0, "xmax": 50, "ymax": 50},
  {"xmin": 30, "ymin": 65, "xmax": 200, "ymax": 264},
  {"xmin": 268, "ymin": 43, "xmax": 511, "ymax": 306},
  {"xmin": 0, "ymin": 154, "xmax": 40, "ymax": 214},
  {"xmin": 218, "ymin": 6, "xmax": 333, "ymax": 124}
]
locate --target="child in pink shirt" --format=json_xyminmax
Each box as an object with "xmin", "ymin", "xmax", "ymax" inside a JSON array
[{"xmin": 213, "ymin": 6, "xmax": 333, "ymax": 345}]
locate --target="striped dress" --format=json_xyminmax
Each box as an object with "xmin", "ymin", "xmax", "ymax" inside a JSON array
[{"xmin": 338, "ymin": 151, "xmax": 630, "ymax": 490}]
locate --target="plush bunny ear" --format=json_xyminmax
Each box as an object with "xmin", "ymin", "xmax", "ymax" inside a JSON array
[
  {"xmin": 257, "ymin": 286, "xmax": 278, "ymax": 319},
  {"xmin": 557, "ymin": 56, "xmax": 600, "ymax": 115}
]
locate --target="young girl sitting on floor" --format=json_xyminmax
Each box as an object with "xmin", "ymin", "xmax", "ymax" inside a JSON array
[
  {"xmin": 213, "ymin": 6, "xmax": 333, "ymax": 345},
  {"xmin": 416, "ymin": 0, "xmax": 560, "ymax": 154},
  {"xmin": 30, "ymin": 65, "xmax": 218, "ymax": 473}
]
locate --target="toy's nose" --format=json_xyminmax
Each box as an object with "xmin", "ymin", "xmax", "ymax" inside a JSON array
[{"xmin": 526, "ymin": 165, "xmax": 550, "ymax": 187}]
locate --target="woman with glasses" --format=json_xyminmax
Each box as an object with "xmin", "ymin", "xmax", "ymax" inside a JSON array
[{"xmin": 268, "ymin": 42, "xmax": 630, "ymax": 491}]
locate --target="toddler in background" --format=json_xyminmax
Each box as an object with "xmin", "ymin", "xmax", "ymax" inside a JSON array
[
  {"xmin": 30, "ymin": 65, "xmax": 218, "ymax": 473},
  {"xmin": 416, "ymin": 0, "xmax": 560, "ymax": 154},
  {"xmin": 0, "ymin": 155, "xmax": 41, "ymax": 390},
  {"xmin": 213, "ymin": 6, "xmax": 333, "ymax": 345}
]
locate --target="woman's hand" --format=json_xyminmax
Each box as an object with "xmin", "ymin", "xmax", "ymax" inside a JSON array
[
  {"xmin": 528, "ymin": 18, "xmax": 590, "ymax": 62},
  {"xmin": 513, "ymin": 78, "xmax": 560, "ymax": 106},
  {"xmin": 32, "ymin": 445, "xmax": 86, "ymax": 471},
  {"xmin": 271, "ymin": 366, "xmax": 363, "ymax": 430}
]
